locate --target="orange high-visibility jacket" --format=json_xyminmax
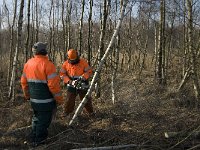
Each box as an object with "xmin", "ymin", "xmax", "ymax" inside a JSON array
[
  {"xmin": 60, "ymin": 58, "xmax": 92, "ymax": 83},
  {"xmin": 21, "ymin": 55, "xmax": 63, "ymax": 105}
]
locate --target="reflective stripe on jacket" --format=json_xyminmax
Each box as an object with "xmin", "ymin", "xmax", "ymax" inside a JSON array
[
  {"xmin": 21, "ymin": 55, "xmax": 63, "ymax": 108},
  {"xmin": 60, "ymin": 58, "xmax": 92, "ymax": 83}
]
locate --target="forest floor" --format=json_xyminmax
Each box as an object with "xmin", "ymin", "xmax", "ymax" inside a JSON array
[{"xmin": 0, "ymin": 70, "xmax": 200, "ymax": 150}]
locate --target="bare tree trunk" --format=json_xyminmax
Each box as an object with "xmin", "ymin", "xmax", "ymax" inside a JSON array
[
  {"xmin": 95, "ymin": 0, "xmax": 110, "ymax": 98},
  {"xmin": 24, "ymin": 0, "xmax": 31, "ymax": 63},
  {"xmin": 111, "ymin": 0, "xmax": 121, "ymax": 104},
  {"xmin": 69, "ymin": 0, "xmax": 128, "ymax": 126},
  {"xmin": 52, "ymin": 0, "xmax": 56, "ymax": 62},
  {"xmin": 61, "ymin": 0, "xmax": 66, "ymax": 62},
  {"xmin": 35, "ymin": 0, "xmax": 39, "ymax": 42},
  {"xmin": 166, "ymin": 9, "xmax": 175, "ymax": 85},
  {"xmin": 66, "ymin": 0, "xmax": 72, "ymax": 59},
  {"xmin": 48, "ymin": 0, "xmax": 54, "ymax": 60},
  {"xmin": 127, "ymin": 8, "xmax": 132, "ymax": 71},
  {"xmin": 186, "ymin": 0, "xmax": 200, "ymax": 103},
  {"xmin": 78, "ymin": 0, "xmax": 85, "ymax": 55},
  {"xmin": 0, "ymin": 7, "xmax": 1, "ymax": 31},
  {"xmin": 7, "ymin": 0, "xmax": 17, "ymax": 86},
  {"xmin": 111, "ymin": 35, "xmax": 120, "ymax": 104},
  {"xmin": 183, "ymin": 0, "xmax": 188, "ymax": 76},
  {"xmin": 29, "ymin": 0, "xmax": 35, "ymax": 58},
  {"xmin": 157, "ymin": 0, "xmax": 166, "ymax": 85},
  {"xmin": 120, "ymin": 51, "xmax": 125, "ymax": 72},
  {"xmin": 87, "ymin": 0, "xmax": 93, "ymax": 65},
  {"xmin": 54, "ymin": 1, "xmax": 60, "ymax": 64},
  {"xmin": 8, "ymin": 0, "xmax": 24, "ymax": 100},
  {"xmin": 153, "ymin": 22, "xmax": 158, "ymax": 79}
]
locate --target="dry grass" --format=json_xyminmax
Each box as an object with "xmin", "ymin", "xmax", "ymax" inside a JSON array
[{"xmin": 0, "ymin": 66, "xmax": 200, "ymax": 150}]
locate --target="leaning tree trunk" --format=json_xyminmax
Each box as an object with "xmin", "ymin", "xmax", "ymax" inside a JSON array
[
  {"xmin": 69, "ymin": 0, "xmax": 128, "ymax": 126},
  {"xmin": 8, "ymin": 0, "xmax": 24, "ymax": 100}
]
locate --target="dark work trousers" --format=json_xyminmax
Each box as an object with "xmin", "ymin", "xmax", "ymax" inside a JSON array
[
  {"xmin": 64, "ymin": 90, "xmax": 93, "ymax": 115},
  {"xmin": 30, "ymin": 110, "xmax": 53, "ymax": 143}
]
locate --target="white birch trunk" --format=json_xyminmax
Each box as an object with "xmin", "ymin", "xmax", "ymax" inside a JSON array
[
  {"xmin": 69, "ymin": 0, "xmax": 128, "ymax": 126},
  {"xmin": 8, "ymin": 0, "xmax": 24, "ymax": 100}
]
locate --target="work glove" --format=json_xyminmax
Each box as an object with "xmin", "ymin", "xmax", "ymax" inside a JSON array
[
  {"xmin": 64, "ymin": 80, "xmax": 71, "ymax": 87},
  {"xmin": 78, "ymin": 76, "xmax": 85, "ymax": 81},
  {"xmin": 66, "ymin": 80, "xmax": 78, "ymax": 87},
  {"xmin": 71, "ymin": 80, "xmax": 78, "ymax": 86}
]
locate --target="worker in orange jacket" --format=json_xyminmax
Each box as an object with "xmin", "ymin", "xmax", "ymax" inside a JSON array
[
  {"xmin": 60, "ymin": 49, "xmax": 94, "ymax": 117},
  {"xmin": 21, "ymin": 42, "xmax": 63, "ymax": 147}
]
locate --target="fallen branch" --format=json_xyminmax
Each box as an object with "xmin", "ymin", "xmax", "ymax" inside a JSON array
[
  {"xmin": 3, "ymin": 125, "xmax": 31, "ymax": 136},
  {"xmin": 167, "ymin": 126, "xmax": 200, "ymax": 150},
  {"xmin": 187, "ymin": 144, "xmax": 200, "ymax": 150},
  {"xmin": 164, "ymin": 130, "xmax": 200, "ymax": 139},
  {"xmin": 71, "ymin": 144, "xmax": 139, "ymax": 150}
]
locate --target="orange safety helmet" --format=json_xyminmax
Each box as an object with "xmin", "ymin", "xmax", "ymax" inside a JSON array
[{"xmin": 67, "ymin": 49, "xmax": 78, "ymax": 60}]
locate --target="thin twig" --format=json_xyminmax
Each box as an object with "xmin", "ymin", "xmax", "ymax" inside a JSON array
[
  {"xmin": 187, "ymin": 144, "xmax": 200, "ymax": 150},
  {"xmin": 167, "ymin": 125, "xmax": 200, "ymax": 150}
]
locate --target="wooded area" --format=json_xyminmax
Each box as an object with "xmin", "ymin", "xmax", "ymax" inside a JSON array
[{"xmin": 0, "ymin": 0, "xmax": 200, "ymax": 149}]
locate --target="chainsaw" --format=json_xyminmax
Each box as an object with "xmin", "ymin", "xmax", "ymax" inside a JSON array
[{"xmin": 67, "ymin": 78, "xmax": 89, "ymax": 90}]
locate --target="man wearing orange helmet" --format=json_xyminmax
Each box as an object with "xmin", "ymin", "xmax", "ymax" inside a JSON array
[{"xmin": 60, "ymin": 49, "xmax": 94, "ymax": 118}]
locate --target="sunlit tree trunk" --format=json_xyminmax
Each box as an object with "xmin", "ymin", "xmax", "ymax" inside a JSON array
[
  {"xmin": 7, "ymin": 0, "xmax": 17, "ymax": 86},
  {"xmin": 112, "ymin": 34, "xmax": 120, "ymax": 104},
  {"xmin": 157, "ymin": 0, "xmax": 166, "ymax": 85},
  {"xmin": 186, "ymin": 0, "xmax": 200, "ymax": 103},
  {"xmin": 9, "ymin": 0, "xmax": 24, "ymax": 100}
]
